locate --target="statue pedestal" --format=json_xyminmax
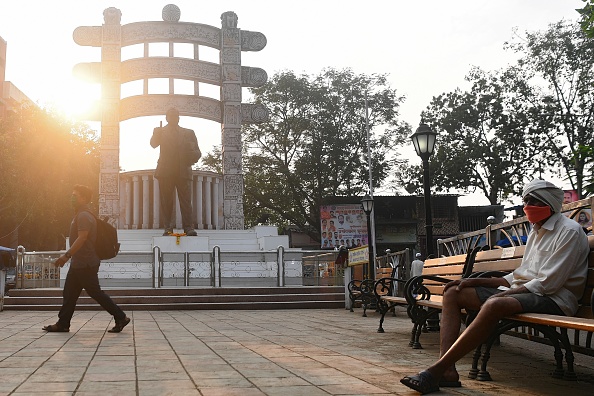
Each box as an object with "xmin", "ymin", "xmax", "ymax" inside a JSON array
[{"xmin": 153, "ymin": 236, "xmax": 209, "ymax": 252}]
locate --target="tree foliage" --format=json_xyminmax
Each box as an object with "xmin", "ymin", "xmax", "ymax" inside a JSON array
[
  {"xmin": 0, "ymin": 106, "xmax": 99, "ymax": 250},
  {"xmin": 399, "ymin": 67, "xmax": 540, "ymax": 204},
  {"xmin": 577, "ymin": 0, "xmax": 594, "ymax": 38},
  {"xmin": 397, "ymin": 20, "xmax": 594, "ymax": 202},
  {"xmin": 203, "ymin": 68, "xmax": 410, "ymax": 240},
  {"xmin": 507, "ymin": 20, "xmax": 594, "ymax": 198}
]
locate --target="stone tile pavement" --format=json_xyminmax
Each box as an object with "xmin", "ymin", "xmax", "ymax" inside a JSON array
[{"xmin": 1, "ymin": 307, "xmax": 594, "ymax": 395}]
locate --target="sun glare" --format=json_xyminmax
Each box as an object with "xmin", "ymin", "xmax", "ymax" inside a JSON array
[{"xmin": 54, "ymin": 79, "xmax": 101, "ymax": 121}]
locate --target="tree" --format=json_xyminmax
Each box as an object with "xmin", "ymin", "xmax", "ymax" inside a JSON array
[
  {"xmin": 507, "ymin": 21, "xmax": 594, "ymax": 198},
  {"xmin": 577, "ymin": 0, "xmax": 594, "ymax": 38},
  {"xmin": 203, "ymin": 69, "xmax": 410, "ymax": 240},
  {"xmin": 0, "ymin": 105, "xmax": 99, "ymax": 250},
  {"xmin": 398, "ymin": 67, "xmax": 540, "ymax": 204}
]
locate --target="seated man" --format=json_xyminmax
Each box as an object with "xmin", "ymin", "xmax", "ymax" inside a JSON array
[{"xmin": 400, "ymin": 180, "xmax": 589, "ymax": 394}]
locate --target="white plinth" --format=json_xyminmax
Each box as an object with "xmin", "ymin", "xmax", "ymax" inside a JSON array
[{"xmin": 153, "ymin": 236, "xmax": 209, "ymax": 252}]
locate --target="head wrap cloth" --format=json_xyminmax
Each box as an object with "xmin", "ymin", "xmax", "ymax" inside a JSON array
[{"xmin": 522, "ymin": 179, "xmax": 564, "ymax": 213}]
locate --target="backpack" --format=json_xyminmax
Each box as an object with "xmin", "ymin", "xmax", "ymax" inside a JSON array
[
  {"xmin": 79, "ymin": 210, "xmax": 120, "ymax": 260},
  {"xmin": 94, "ymin": 217, "xmax": 120, "ymax": 260}
]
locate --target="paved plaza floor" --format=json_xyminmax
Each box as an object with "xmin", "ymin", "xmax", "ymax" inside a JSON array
[{"xmin": 1, "ymin": 307, "xmax": 594, "ymax": 395}]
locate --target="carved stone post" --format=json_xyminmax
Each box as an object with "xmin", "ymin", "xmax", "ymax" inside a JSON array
[
  {"xmin": 220, "ymin": 11, "xmax": 244, "ymax": 230},
  {"xmin": 98, "ymin": 7, "xmax": 122, "ymax": 227}
]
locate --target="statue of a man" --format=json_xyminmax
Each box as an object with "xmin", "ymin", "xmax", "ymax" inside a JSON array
[{"xmin": 150, "ymin": 108, "xmax": 201, "ymax": 236}]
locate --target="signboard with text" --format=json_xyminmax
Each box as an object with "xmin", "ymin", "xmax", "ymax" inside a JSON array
[{"xmin": 348, "ymin": 245, "xmax": 369, "ymax": 266}]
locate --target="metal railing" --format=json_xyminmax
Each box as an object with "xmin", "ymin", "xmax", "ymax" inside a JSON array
[
  {"xmin": 438, "ymin": 197, "xmax": 593, "ymax": 256},
  {"xmin": 14, "ymin": 246, "xmax": 344, "ymax": 289}
]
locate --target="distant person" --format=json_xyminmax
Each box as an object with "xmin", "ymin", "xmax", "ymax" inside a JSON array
[
  {"xmin": 400, "ymin": 179, "xmax": 589, "ymax": 394},
  {"xmin": 150, "ymin": 108, "xmax": 201, "ymax": 236},
  {"xmin": 43, "ymin": 185, "xmax": 130, "ymax": 333},
  {"xmin": 410, "ymin": 253, "xmax": 424, "ymax": 278}
]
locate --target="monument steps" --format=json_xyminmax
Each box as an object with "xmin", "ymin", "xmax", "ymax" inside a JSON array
[{"xmin": 3, "ymin": 286, "xmax": 345, "ymax": 311}]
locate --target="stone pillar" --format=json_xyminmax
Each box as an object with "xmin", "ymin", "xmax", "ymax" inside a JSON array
[
  {"xmin": 125, "ymin": 178, "xmax": 132, "ymax": 229},
  {"xmin": 142, "ymin": 175, "xmax": 150, "ymax": 229},
  {"xmin": 205, "ymin": 176, "xmax": 212, "ymax": 229},
  {"xmin": 196, "ymin": 176, "xmax": 203, "ymax": 229},
  {"xmin": 132, "ymin": 176, "xmax": 140, "ymax": 229},
  {"xmin": 153, "ymin": 177, "xmax": 160, "ymax": 229},
  {"xmin": 213, "ymin": 177, "xmax": 220, "ymax": 229},
  {"xmin": 220, "ymin": 11, "xmax": 244, "ymax": 230},
  {"xmin": 98, "ymin": 7, "xmax": 122, "ymax": 228}
]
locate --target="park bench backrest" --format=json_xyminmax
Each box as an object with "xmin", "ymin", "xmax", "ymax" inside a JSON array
[
  {"xmin": 470, "ymin": 236, "xmax": 594, "ymax": 319},
  {"xmin": 471, "ymin": 245, "xmax": 526, "ymax": 274},
  {"xmin": 576, "ymin": 236, "xmax": 594, "ymax": 319},
  {"xmin": 420, "ymin": 254, "xmax": 469, "ymax": 301},
  {"xmin": 376, "ymin": 267, "xmax": 396, "ymax": 281}
]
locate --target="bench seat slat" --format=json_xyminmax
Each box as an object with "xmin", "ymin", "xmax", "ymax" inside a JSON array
[
  {"xmin": 472, "ymin": 258, "xmax": 523, "ymax": 273},
  {"xmin": 507, "ymin": 313, "xmax": 594, "ymax": 332},
  {"xmin": 424, "ymin": 255, "xmax": 467, "ymax": 267}
]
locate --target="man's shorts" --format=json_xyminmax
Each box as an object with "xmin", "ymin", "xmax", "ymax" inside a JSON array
[{"xmin": 474, "ymin": 287, "xmax": 565, "ymax": 316}]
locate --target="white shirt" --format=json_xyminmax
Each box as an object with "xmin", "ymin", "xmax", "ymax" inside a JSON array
[
  {"xmin": 410, "ymin": 259, "xmax": 425, "ymax": 278},
  {"xmin": 503, "ymin": 213, "xmax": 589, "ymax": 316}
]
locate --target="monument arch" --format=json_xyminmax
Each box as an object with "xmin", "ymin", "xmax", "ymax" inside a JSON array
[{"xmin": 73, "ymin": 5, "xmax": 268, "ymax": 230}]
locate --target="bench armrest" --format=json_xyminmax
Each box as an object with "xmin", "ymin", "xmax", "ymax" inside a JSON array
[
  {"xmin": 373, "ymin": 277, "xmax": 408, "ymax": 300},
  {"xmin": 404, "ymin": 274, "xmax": 458, "ymax": 304}
]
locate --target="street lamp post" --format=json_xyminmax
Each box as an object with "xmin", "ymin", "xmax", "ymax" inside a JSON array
[
  {"xmin": 411, "ymin": 123, "xmax": 437, "ymax": 258},
  {"xmin": 361, "ymin": 194, "xmax": 374, "ymax": 279}
]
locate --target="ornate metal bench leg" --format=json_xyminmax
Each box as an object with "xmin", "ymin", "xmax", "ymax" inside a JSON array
[
  {"xmin": 377, "ymin": 303, "xmax": 390, "ymax": 333},
  {"xmin": 468, "ymin": 344, "xmax": 482, "ymax": 379},
  {"xmin": 477, "ymin": 347, "xmax": 493, "ymax": 381},
  {"xmin": 409, "ymin": 322, "xmax": 418, "ymax": 347},
  {"xmin": 559, "ymin": 329, "xmax": 577, "ymax": 381},
  {"xmin": 412, "ymin": 319, "xmax": 425, "ymax": 349},
  {"xmin": 476, "ymin": 326, "xmax": 505, "ymax": 381}
]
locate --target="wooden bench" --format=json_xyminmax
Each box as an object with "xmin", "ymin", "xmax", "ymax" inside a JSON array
[
  {"xmin": 375, "ymin": 249, "xmax": 477, "ymax": 347},
  {"xmin": 469, "ymin": 235, "xmax": 594, "ymax": 381}
]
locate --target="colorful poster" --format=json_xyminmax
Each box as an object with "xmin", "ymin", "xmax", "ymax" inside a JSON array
[
  {"xmin": 563, "ymin": 189, "xmax": 579, "ymax": 204},
  {"xmin": 562, "ymin": 189, "xmax": 591, "ymax": 229},
  {"xmin": 576, "ymin": 209, "xmax": 592, "ymax": 229},
  {"xmin": 320, "ymin": 204, "xmax": 367, "ymax": 249}
]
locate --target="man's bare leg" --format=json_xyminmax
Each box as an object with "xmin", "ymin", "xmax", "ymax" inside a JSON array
[
  {"xmin": 437, "ymin": 287, "xmax": 483, "ymax": 382},
  {"xmin": 427, "ymin": 295, "xmax": 523, "ymax": 382}
]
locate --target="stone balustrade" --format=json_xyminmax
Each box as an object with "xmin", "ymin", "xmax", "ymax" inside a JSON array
[{"xmin": 119, "ymin": 169, "xmax": 223, "ymax": 230}]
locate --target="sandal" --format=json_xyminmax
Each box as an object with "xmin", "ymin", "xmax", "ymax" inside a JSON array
[
  {"xmin": 108, "ymin": 316, "xmax": 130, "ymax": 333},
  {"xmin": 400, "ymin": 370, "xmax": 440, "ymax": 394},
  {"xmin": 42, "ymin": 323, "xmax": 70, "ymax": 332}
]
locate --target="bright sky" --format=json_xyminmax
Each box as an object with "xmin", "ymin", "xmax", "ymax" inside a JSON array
[{"xmin": 0, "ymin": 0, "xmax": 585, "ymax": 206}]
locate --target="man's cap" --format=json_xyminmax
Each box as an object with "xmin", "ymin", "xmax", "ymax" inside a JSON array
[
  {"xmin": 522, "ymin": 179, "xmax": 564, "ymax": 213},
  {"xmin": 415, "ymin": 253, "xmax": 422, "ymax": 258}
]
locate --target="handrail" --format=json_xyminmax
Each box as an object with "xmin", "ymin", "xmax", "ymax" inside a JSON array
[
  {"xmin": 152, "ymin": 245, "xmax": 161, "ymax": 289},
  {"xmin": 277, "ymin": 245, "xmax": 285, "ymax": 287},
  {"xmin": 212, "ymin": 245, "xmax": 221, "ymax": 287},
  {"xmin": 438, "ymin": 197, "xmax": 592, "ymax": 256}
]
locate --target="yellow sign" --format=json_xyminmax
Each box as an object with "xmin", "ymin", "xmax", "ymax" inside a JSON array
[{"xmin": 348, "ymin": 245, "xmax": 369, "ymax": 266}]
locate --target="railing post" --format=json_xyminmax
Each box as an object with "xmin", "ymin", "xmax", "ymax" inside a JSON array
[
  {"xmin": 184, "ymin": 252, "xmax": 189, "ymax": 287},
  {"xmin": 212, "ymin": 246, "xmax": 221, "ymax": 287},
  {"xmin": 16, "ymin": 246, "xmax": 25, "ymax": 289},
  {"xmin": 152, "ymin": 246, "xmax": 160, "ymax": 288},
  {"xmin": 277, "ymin": 246, "xmax": 285, "ymax": 287}
]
